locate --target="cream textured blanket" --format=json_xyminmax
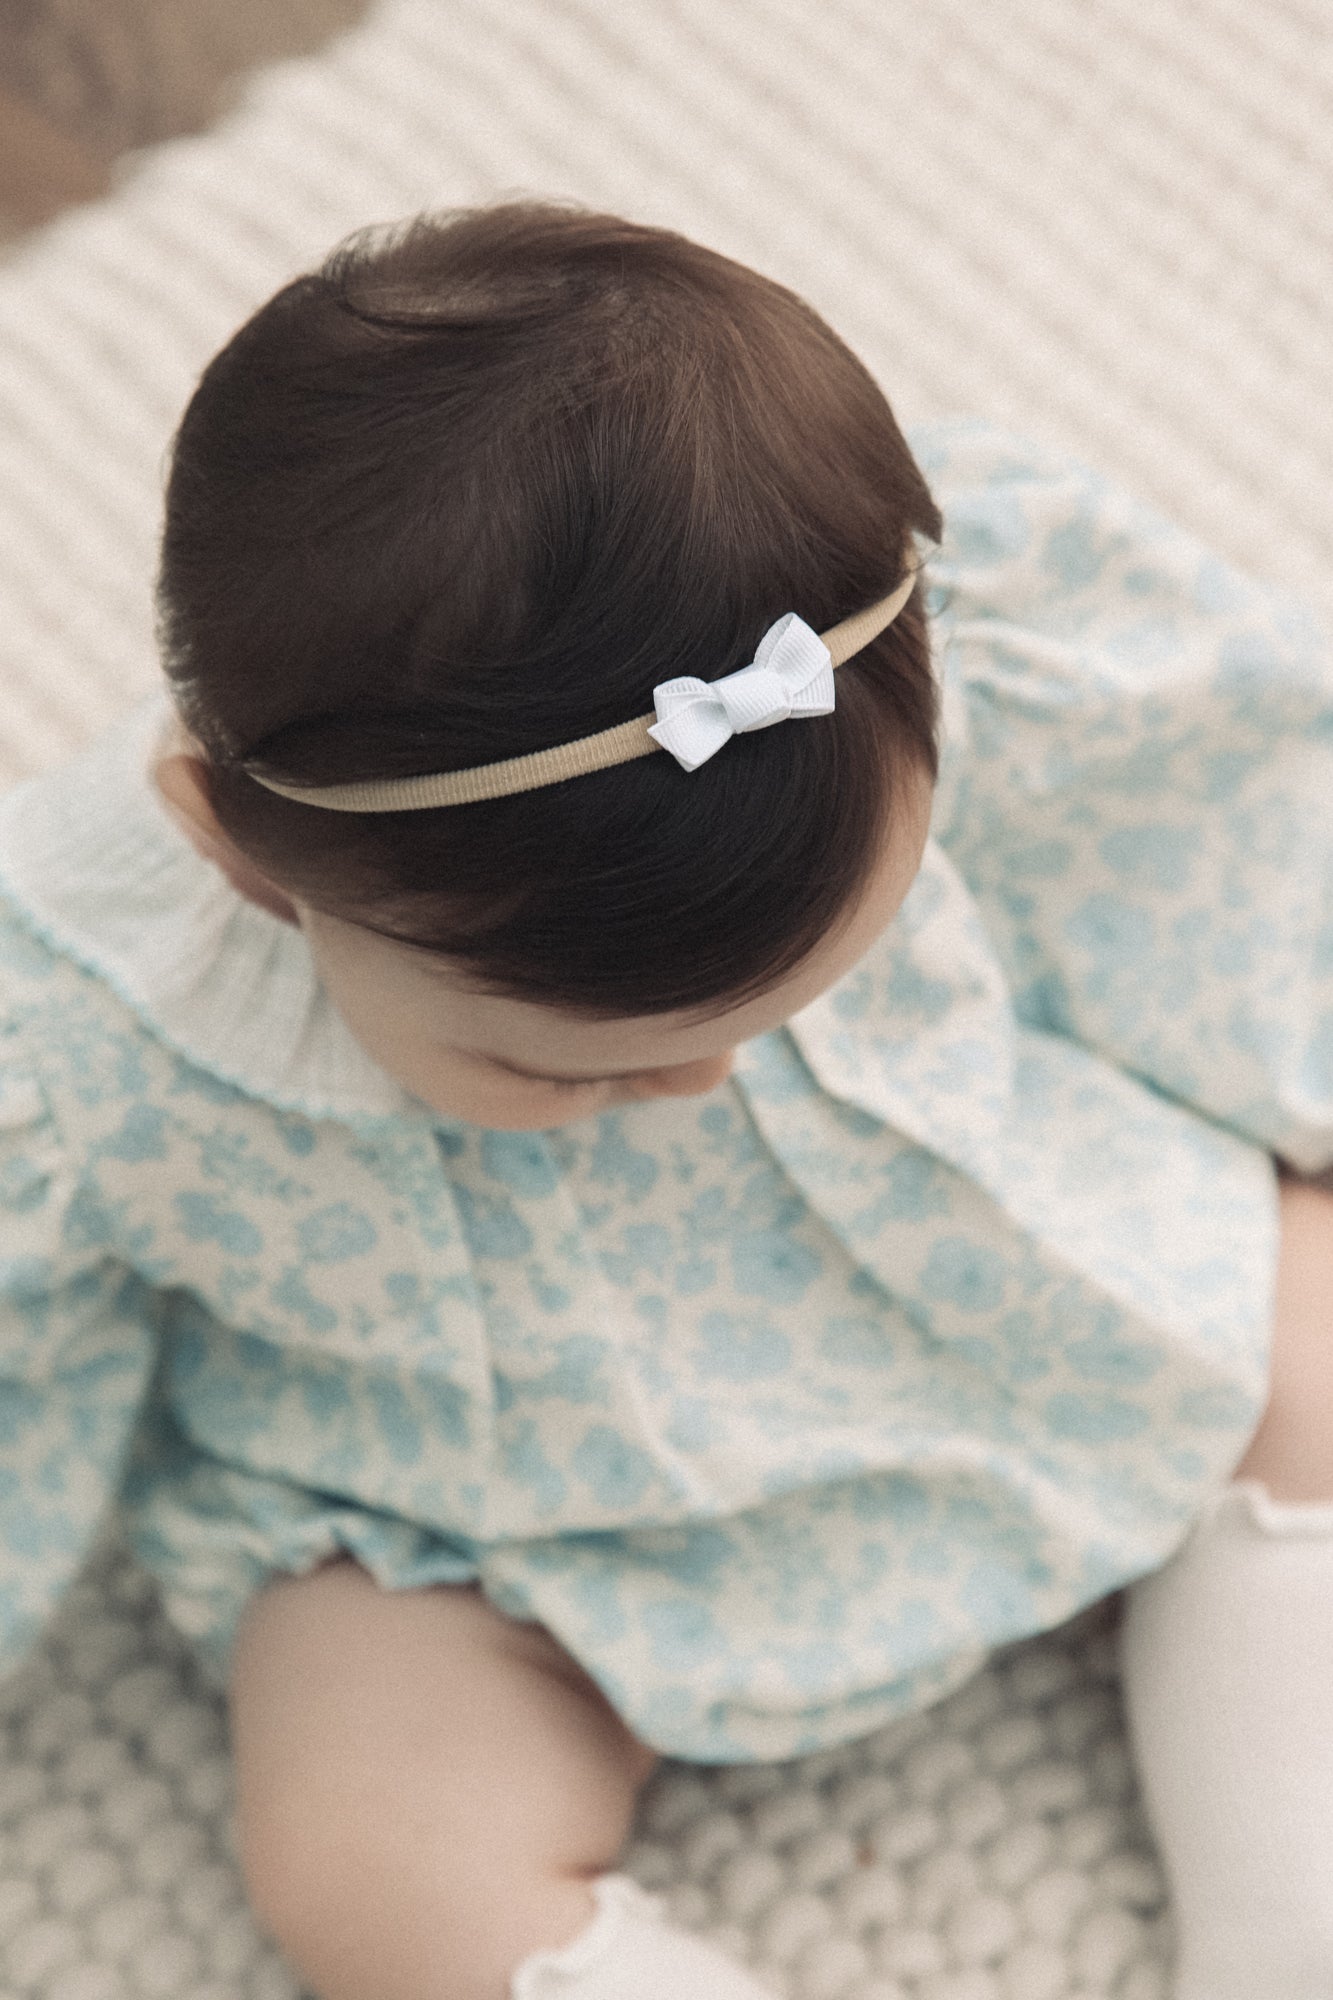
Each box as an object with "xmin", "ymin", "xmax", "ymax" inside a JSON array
[{"xmin": 1, "ymin": 3, "xmax": 1330, "ymax": 1995}]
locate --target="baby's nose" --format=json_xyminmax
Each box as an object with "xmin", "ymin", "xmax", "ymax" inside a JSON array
[{"xmin": 634, "ymin": 1052, "xmax": 735, "ymax": 1099}]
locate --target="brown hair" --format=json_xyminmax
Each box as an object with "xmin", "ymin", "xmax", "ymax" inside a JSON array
[{"xmin": 156, "ymin": 199, "xmax": 943, "ymax": 1020}]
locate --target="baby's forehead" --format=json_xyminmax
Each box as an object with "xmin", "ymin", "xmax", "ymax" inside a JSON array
[
  {"xmin": 377, "ymin": 934, "xmax": 756, "ymax": 1070},
  {"xmin": 309, "ymin": 786, "xmax": 930, "ymax": 1070}
]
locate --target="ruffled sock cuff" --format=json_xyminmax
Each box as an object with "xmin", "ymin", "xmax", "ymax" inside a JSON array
[{"xmin": 511, "ymin": 1871, "xmax": 776, "ymax": 1998}]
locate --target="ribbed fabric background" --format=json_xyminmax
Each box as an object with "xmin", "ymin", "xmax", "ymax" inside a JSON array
[{"xmin": 0, "ymin": 3, "xmax": 1329, "ymax": 1996}]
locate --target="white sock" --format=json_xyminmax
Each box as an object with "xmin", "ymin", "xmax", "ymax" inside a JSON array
[
  {"xmin": 510, "ymin": 1872, "xmax": 777, "ymax": 1999},
  {"xmin": 1119, "ymin": 1478, "xmax": 1333, "ymax": 1998}
]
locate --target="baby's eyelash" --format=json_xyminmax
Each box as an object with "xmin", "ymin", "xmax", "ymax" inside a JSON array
[{"xmin": 464, "ymin": 1051, "xmax": 605, "ymax": 1092}]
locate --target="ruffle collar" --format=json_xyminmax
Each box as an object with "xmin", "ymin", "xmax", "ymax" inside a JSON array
[{"xmin": 0, "ymin": 691, "xmax": 420, "ymax": 1124}]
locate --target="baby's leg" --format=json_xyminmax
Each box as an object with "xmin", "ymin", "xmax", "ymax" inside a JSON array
[
  {"xmin": 229, "ymin": 1560, "xmax": 776, "ymax": 2000},
  {"xmin": 1119, "ymin": 1174, "xmax": 1333, "ymax": 1997},
  {"xmin": 229, "ymin": 1560, "xmax": 654, "ymax": 2000}
]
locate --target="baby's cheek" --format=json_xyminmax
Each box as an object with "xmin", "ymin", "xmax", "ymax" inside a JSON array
[
  {"xmin": 310, "ymin": 983, "xmax": 457, "ymax": 1111},
  {"xmin": 303, "ymin": 944, "xmax": 608, "ymax": 1128}
]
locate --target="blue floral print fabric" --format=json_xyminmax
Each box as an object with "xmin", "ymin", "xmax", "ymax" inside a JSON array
[{"xmin": 1, "ymin": 420, "xmax": 1328, "ymax": 1762}]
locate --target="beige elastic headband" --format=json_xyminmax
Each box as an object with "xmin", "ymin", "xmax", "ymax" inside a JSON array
[{"xmin": 245, "ymin": 548, "xmax": 923, "ymax": 812}]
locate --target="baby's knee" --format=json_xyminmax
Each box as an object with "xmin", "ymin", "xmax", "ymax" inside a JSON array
[{"xmin": 242, "ymin": 1822, "xmax": 601, "ymax": 2000}]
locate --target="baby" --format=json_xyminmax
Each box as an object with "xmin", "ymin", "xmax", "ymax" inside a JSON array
[{"xmin": 1, "ymin": 199, "xmax": 1331, "ymax": 2000}]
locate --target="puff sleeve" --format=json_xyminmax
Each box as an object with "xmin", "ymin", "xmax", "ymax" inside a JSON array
[
  {"xmin": 915, "ymin": 418, "xmax": 1333, "ymax": 1175},
  {"xmin": 0, "ymin": 1041, "xmax": 157, "ymax": 1681}
]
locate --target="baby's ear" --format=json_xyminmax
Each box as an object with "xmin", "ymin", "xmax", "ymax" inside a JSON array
[{"xmin": 152, "ymin": 744, "xmax": 302, "ymax": 927}]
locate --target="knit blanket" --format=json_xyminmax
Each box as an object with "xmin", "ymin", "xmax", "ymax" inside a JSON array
[{"xmin": 2, "ymin": 3, "xmax": 1330, "ymax": 1994}]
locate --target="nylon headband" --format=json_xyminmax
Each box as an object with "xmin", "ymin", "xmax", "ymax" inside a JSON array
[{"xmin": 245, "ymin": 549, "xmax": 923, "ymax": 812}]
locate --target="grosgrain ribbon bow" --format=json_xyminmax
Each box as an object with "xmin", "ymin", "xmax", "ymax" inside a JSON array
[{"xmin": 646, "ymin": 613, "xmax": 836, "ymax": 772}]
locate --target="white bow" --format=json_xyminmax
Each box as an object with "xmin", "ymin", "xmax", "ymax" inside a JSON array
[{"xmin": 646, "ymin": 613, "xmax": 835, "ymax": 772}]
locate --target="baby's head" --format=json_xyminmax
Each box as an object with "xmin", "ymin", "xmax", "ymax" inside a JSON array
[{"xmin": 153, "ymin": 200, "xmax": 941, "ymax": 1129}]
